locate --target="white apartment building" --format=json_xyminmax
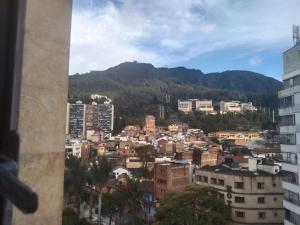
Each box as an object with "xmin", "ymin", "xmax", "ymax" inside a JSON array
[
  {"xmin": 65, "ymin": 139, "xmax": 82, "ymax": 158},
  {"xmin": 178, "ymin": 99, "xmax": 214, "ymax": 114},
  {"xmin": 241, "ymin": 102, "xmax": 257, "ymax": 112},
  {"xmin": 278, "ymin": 25, "xmax": 300, "ymax": 225},
  {"xmin": 220, "ymin": 101, "xmax": 241, "ymax": 114}
]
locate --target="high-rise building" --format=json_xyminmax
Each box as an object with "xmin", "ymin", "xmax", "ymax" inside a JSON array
[
  {"xmin": 278, "ymin": 25, "xmax": 300, "ymax": 225},
  {"xmin": 67, "ymin": 101, "xmax": 86, "ymax": 139},
  {"xmin": 144, "ymin": 115, "xmax": 156, "ymax": 134},
  {"xmin": 85, "ymin": 102, "xmax": 114, "ymax": 136}
]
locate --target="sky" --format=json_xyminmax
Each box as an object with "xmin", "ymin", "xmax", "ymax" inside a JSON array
[{"xmin": 69, "ymin": 0, "xmax": 300, "ymax": 80}]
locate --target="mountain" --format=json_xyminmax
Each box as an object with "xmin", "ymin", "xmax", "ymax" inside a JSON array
[{"xmin": 69, "ymin": 62, "xmax": 282, "ymax": 127}]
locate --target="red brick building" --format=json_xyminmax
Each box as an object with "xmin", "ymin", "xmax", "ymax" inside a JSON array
[
  {"xmin": 153, "ymin": 161, "xmax": 192, "ymax": 200},
  {"xmin": 175, "ymin": 151, "xmax": 193, "ymax": 161}
]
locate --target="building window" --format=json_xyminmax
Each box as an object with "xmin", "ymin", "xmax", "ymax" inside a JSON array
[
  {"xmin": 280, "ymin": 134, "xmax": 296, "ymax": 145},
  {"xmin": 284, "ymin": 189, "xmax": 300, "ymax": 205},
  {"xmin": 274, "ymin": 212, "xmax": 278, "ymax": 217},
  {"xmin": 235, "ymin": 211, "xmax": 245, "ymax": 218},
  {"xmin": 280, "ymin": 114, "xmax": 296, "ymax": 126},
  {"xmin": 235, "ymin": 196, "xmax": 245, "ymax": 203},
  {"xmin": 218, "ymin": 179, "xmax": 225, "ymax": 186},
  {"xmin": 286, "ymin": 56, "xmax": 289, "ymax": 64},
  {"xmin": 257, "ymin": 197, "xmax": 265, "ymax": 204},
  {"xmin": 273, "ymin": 197, "xmax": 277, "ymax": 201},
  {"xmin": 285, "ymin": 209, "xmax": 300, "ymax": 224},
  {"xmin": 198, "ymin": 176, "xmax": 208, "ymax": 183},
  {"xmin": 283, "ymin": 171, "xmax": 299, "ymax": 185},
  {"xmin": 279, "ymin": 95, "xmax": 294, "ymax": 108},
  {"xmin": 234, "ymin": 182, "xmax": 244, "ymax": 189},
  {"xmin": 219, "ymin": 193, "xmax": 225, "ymax": 199},
  {"xmin": 257, "ymin": 182, "xmax": 265, "ymax": 189},
  {"xmin": 258, "ymin": 212, "xmax": 266, "ymax": 219},
  {"xmin": 282, "ymin": 152, "xmax": 298, "ymax": 164},
  {"xmin": 211, "ymin": 178, "xmax": 217, "ymax": 184}
]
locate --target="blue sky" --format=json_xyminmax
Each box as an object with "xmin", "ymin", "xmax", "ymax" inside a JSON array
[{"xmin": 70, "ymin": 0, "xmax": 300, "ymax": 80}]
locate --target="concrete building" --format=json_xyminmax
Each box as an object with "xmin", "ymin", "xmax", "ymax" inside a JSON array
[
  {"xmin": 85, "ymin": 102, "xmax": 114, "ymax": 137},
  {"xmin": 241, "ymin": 102, "xmax": 257, "ymax": 112},
  {"xmin": 144, "ymin": 115, "xmax": 156, "ymax": 134},
  {"xmin": 67, "ymin": 101, "xmax": 86, "ymax": 139},
  {"xmin": 200, "ymin": 144, "xmax": 221, "ymax": 167},
  {"xmin": 12, "ymin": 1, "xmax": 72, "ymax": 225},
  {"xmin": 178, "ymin": 99, "xmax": 214, "ymax": 114},
  {"xmin": 220, "ymin": 101, "xmax": 242, "ymax": 114},
  {"xmin": 153, "ymin": 161, "xmax": 192, "ymax": 200},
  {"xmin": 278, "ymin": 25, "xmax": 300, "ymax": 225},
  {"xmin": 195, "ymin": 165, "xmax": 285, "ymax": 225},
  {"xmin": 208, "ymin": 131, "xmax": 260, "ymax": 141},
  {"xmin": 65, "ymin": 140, "xmax": 82, "ymax": 158}
]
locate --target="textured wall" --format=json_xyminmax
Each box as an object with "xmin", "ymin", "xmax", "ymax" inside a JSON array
[{"xmin": 12, "ymin": 0, "xmax": 72, "ymax": 225}]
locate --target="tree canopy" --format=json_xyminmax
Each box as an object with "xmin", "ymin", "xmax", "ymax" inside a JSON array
[{"xmin": 156, "ymin": 186, "xmax": 231, "ymax": 225}]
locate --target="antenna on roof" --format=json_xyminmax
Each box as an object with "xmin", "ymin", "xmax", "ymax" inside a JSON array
[{"xmin": 293, "ymin": 25, "xmax": 300, "ymax": 46}]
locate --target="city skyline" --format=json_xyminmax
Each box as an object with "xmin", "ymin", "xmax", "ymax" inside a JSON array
[{"xmin": 70, "ymin": 0, "xmax": 300, "ymax": 80}]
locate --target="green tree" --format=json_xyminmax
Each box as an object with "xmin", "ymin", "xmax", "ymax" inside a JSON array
[
  {"xmin": 102, "ymin": 192, "xmax": 121, "ymax": 225},
  {"xmin": 62, "ymin": 208, "xmax": 79, "ymax": 225},
  {"xmin": 64, "ymin": 156, "xmax": 88, "ymax": 216},
  {"xmin": 118, "ymin": 178, "xmax": 148, "ymax": 225},
  {"xmin": 90, "ymin": 156, "xmax": 113, "ymax": 225},
  {"xmin": 62, "ymin": 208, "xmax": 92, "ymax": 225},
  {"xmin": 156, "ymin": 186, "xmax": 230, "ymax": 225},
  {"xmin": 135, "ymin": 145, "xmax": 156, "ymax": 178}
]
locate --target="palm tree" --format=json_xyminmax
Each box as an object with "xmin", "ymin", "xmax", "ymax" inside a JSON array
[
  {"xmin": 102, "ymin": 192, "xmax": 121, "ymax": 225},
  {"xmin": 156, "ymin": 186, "xmax": 231, "ymax": 225},
  {"xmin": 64, "ymin": 156, "xmax": 88, "ymax": 216},
  {"xmin": 135, "ymin": 145, "xmax": 156, "ymax": 178},
  {"xmin": 89, "ymin": 156, "xmax": 113, "ymax": 225},
  {"xmin": 116, "ymin": 178, "xmax": 148, "ymax": 225}
]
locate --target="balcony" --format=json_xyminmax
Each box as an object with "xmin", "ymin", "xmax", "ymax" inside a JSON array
[
  {"xmin": 282, "ymin": 164, "xmax": 299, "ymax": 176},
  {"xmin": 282, "ymin": 153, "xmax": 298, "ymax": 165},
  {"xmin": 283, "ymin": 171, "xmax": 299, "ymax": 185},
  {"xmin": 279, "ymin": 84, "xmax": 300, "ymax": 98},
  {"xmin": 285, "ymin": 208, "xmax": 300, "ymax": 225},
  {"xmin": 284, "ymin": 190, "xmax": 300, "ymax": 207}
]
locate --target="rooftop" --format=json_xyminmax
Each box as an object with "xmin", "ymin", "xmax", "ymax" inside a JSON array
[{"xmin": 199, "ymin": 164, "xmax": 285, "ymax": 177}]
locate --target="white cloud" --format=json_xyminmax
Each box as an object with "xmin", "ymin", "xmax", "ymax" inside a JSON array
[
  {"xmin": 69, "ymin": 0, "xmax": 300, "ymax": 74},
  {"xmin": 248, "ymin": 56, "xmax": 263, "ymax": 66}
]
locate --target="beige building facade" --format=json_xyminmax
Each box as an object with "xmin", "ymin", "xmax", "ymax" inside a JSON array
[
  {"xmin": 195, "ymin": 165, "xmax": 284, "ymax": 225},
  {"xmin": 12, "ymin": 1, "xmax": 72, "ymax": 225}
]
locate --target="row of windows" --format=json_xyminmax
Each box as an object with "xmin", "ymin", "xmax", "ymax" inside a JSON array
[
  {"xmin": 234, "ymin": 196, "xmax": 277, "ymax": 204},
  {"xmin": 196, "ymin": 176, "xmax": 266, "ymax": 189},
  {"xmin": 279, "ymin": 95, "xmax": 294, "ymax": 108},
  {"xmin": 284, "ymin": 189, "xmax": 300, "ymax": 206},
  {"xmin": 280, "ymin": 134, "xmax": 296, "ymax": 145},
  {"xmin": 282, "ymin": 152, "xmax": 298, "ymax": 164},
  {"xmin": 235, "ymin": 211, "xmax": 278, "ymax": 219},
  {"xmin": 283, "ymin": 73, "xmax": 300, "ymax": 90},
  {"xmin": 285, "ymin": 209, "xmax": 300, "ymax": 225},
  {"xmin": 280, "ymin": 114, "xmax": 296, "ymax": 126},
  {"xmin": 282, "ymin": 171, "xmax": 299, "ymax": 185}
]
